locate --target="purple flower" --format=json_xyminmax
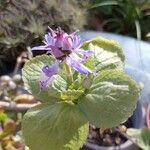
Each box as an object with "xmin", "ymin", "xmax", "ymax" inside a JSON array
[
  {"xmin": 32, "ymin": 27, "xmax": 93, "ymax": 89},
  {"xmin": 39, "ymin": 61, "xmax": 59, "ymax": 90},
  {"xmin": 66, "ymin": 53, "xmax": 93, "ymax": 75}
]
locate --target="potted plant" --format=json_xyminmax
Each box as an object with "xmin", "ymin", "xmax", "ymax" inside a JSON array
[{"xmin": 21, "ymin": 27, "xmax": 139, "ymax": 150}]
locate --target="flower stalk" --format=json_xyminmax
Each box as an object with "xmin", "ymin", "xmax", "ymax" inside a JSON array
[{"xmin": 64, "ymin": 62, "xmax": 73, "ymax": 83}]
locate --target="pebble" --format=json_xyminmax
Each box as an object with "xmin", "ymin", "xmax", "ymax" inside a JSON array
[
  {"xmin": 3, "ymin": 96, "xmax": 11, "ymax": 101},
  {"xmin": 0, "ymin": 75, "xmax": 11, "ymax": 83},
  {"xmin": 8, "ymin": 81, "xmax": 17, "ymax": 90},
  {"xmin": 119, "ymin": 125, "xmax": 127, "ymax": 133},
  {"xmin": 12, "ymin": 74, "xmax": 22, "ymax": 83}
]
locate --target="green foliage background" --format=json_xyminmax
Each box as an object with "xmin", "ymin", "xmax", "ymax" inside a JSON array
[
  {"xmin": 0, "ymin": 0, "xmax": 87, "ymax": 75},
  {"xmin": 88, "ymin": 0, "xmax": 150, "ymax": 41}
]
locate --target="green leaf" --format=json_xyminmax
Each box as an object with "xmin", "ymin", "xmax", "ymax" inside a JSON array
[
  {"xmin": 22, "ymin": 55, "xmax": 68, "ymax": 103},
  {"xmin": 78, "ymin": 70, "xmax": 139, "ymax": 128},
  {"xmin": 61, "ymin": 89, "xmax": 84, "ymax": 101},
  {"xmin": 90, "ymin": 1, "xmax": 119, "ymax": 9},
  {"xmin": 127, "ymin": 128, "xmax": 150, "ymax": 150},
  {"xmin": 81, "ymin": 37, "xmax": 125, "ymax": 72},
  {"xmin": 22, "ymin": 102, "xmax": 89, "ymax": 150}
]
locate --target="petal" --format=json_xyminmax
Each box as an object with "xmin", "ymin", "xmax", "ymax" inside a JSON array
[
  {"xmin": 48, "ymin": 26, "xmax": 57, "ymax": 37},
  {"xmin": 39, "ymin": 62, "xmax": 59, "ymax": 90},
  {"xmin": 62, "ymin": 36, "xmax": 73, "ymax": 50},
  {"xmin": 70, "ymin": 30, "xmax": 79, "ymax": 37},
  {"xmin": 72, "ymin": 35, "xmax": 81, "ymax": 49},
  {"xmin": 43, "ymin": 33, "xmax": 56, "ymax": 46},
  {"xmin": 55, "ymin": 32, "xmax": 69, "ymax": 48},
  {"xmin": 32, "ymin": 45, "xmax": 51, "ymax": 51},
  {"xmin": 39, "ymin": 75, "xmax": 55, "ymax": 90},
  {"xmin": 42, "ymin": 61, "xmax": 59, "ymax": 77},
  {"xmin": 50, "ymin": 46, "xmax": 65, "ymax": 59},
  {"xmin": 78, "ymin": 50, "xmax": 94, "ymax": 62},
  {"xmin": 70, "ymin": 31, "xmax": 81, "ymax": 49},
  {"xmin": 66, "ymin": 53, "xmax": 93, "ymax": 75}
]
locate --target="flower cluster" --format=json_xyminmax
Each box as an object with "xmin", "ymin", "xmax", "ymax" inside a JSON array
[{"xmin": 32, "ymin": 27, "xmax": 93, "ymax": 89}]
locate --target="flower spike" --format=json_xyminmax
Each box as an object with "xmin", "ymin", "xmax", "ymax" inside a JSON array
[{"xmin": 32, "ymin": 27, "xmax": 94, "ymax": 89}]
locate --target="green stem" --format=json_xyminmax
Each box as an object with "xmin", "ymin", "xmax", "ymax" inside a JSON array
[{"xmin": 64, "ymin": 63, "xmax": 73, "ymax": 83}]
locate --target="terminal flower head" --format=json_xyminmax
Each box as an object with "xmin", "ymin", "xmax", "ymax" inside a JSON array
[{"xmin": 32, "ymin": 27, "xmax": 93, "ymax": 89}]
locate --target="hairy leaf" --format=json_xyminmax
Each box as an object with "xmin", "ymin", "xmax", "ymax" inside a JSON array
[
  {"xmin": 61, "ymin": 89, "xmax": 84, "ymax": 101},
  {"xmin": 81, "ymin": 37, "xmax": 125, "ymax": 72},
  {"xmin": 22, "ymin": 102, "xmax": 89, "ymax": 150},
  {"xmin": 78, "ymin": 70, "xmax": 139, "ymax": 128},
  {"xmin": 22, "ymin": 55, "xmax": 68, "ymax": 103}
]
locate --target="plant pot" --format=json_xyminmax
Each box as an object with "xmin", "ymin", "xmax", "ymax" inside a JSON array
[
  {"xmin": 82, "ymin": 101, "xmax": 145, "ymax": 150},
  {"xmin": 146, "ymin": 103, "xmax": 150, "ymax": 128},
  {"xmin": 82, "ymin": 140, "xmax": 137, "ymax": 150},
  {"xmin": 131, "ymin": 101, "xmax": 146, "ymax": 129}
]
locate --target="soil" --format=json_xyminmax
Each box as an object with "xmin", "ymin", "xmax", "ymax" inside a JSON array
[{"xmin": 81, "ymin": 117, "xmax": 133, "ymax": 148}]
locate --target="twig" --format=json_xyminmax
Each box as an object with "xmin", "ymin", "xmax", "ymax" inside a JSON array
[
  {"xmin": 12, "ymin": 51, "xmax": 29, "ymax": 76},
  {"xmin": 0, "ymin": 101, "xmax": 39, "ymax": 112}
]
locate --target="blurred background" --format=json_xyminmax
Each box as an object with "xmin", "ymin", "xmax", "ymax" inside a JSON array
[
  {"xmin": 0, "ymin": 0, "xmax": 150, "ymax": 150},
  {"xmin": 0, "ymin": 0, "xmax": 149, "ymax": 75}
]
